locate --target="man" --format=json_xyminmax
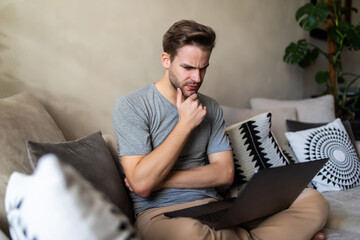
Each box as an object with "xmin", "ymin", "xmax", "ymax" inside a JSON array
[{"xmin": 113, "ymin": 20, "xmax": 329, "ymax": 240}]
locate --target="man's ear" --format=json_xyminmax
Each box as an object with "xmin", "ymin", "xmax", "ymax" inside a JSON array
[{"xmin": 161, "ymin": 52, "xmax": 171, "ymax": 69}]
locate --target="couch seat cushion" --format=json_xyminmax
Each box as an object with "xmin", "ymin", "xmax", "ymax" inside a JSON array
[{"xmin": 323, "ymin": 185, "xmax": 360, "ymax": 235}]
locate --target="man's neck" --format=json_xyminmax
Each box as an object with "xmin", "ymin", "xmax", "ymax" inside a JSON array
[{"xmin": 155, "ymin": 72, "xmax": 177, "ymax": 106}]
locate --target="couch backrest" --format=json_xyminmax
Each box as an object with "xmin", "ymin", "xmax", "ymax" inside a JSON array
[{"xmin": 0, "ymin": 92, "xmax": 66, "ymax": 237}]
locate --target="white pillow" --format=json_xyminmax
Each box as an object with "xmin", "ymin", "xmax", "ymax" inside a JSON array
[
  {"xmin": 285, "ymin": 119, "xmax": 360, "ymax": 192},
  {"xmin": 225, "ymin": 112, "xmax": 291, "ymax": 196},
  {"xmin": 5, "ymin": 154, "xmax": 138, "ymax": 240},
  {"xmin": 250, "ymin": 94, "xmax": 335, "ymax": 123}
]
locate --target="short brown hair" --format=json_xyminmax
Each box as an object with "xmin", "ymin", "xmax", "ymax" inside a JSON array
[{"xmin": 162, "ymin": 20, "xmax": 216, "ymax": 61}]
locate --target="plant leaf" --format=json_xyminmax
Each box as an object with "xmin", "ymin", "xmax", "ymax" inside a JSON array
[
  {"xmin": 328, "ymin": 26, "xmax": 341, "ymax": 45},
  {"xmin": 338, "ymin": 20, "xmax": 351, "ymax": 34},
  {"xmin": 347, "ymin": 25, "xmax": 360, "ymax": 50},
  {"xmin": 338, "ymin": 75, "xmax": 345, "ymax": 84},
  {"xmin": 299, "ymin": 48, "xmax": 319, "ymax": 68},
  {"xmin": 283, "ymin": 39, "xmax": 308, "ymax": 65},
  {"xmin": 296, "ymin": 2, "xmax": 328, "ymax": 31},
  {"xmin": 340, "ymin": 6, "xmax": 357, "ymax": 15},
  {"xmin": 315, "ymin": 71, "xmax": 329, "ymax": 85},
  {"xmin": 328, "ymin": 21, "xmax": 350, "ymax": 45}
]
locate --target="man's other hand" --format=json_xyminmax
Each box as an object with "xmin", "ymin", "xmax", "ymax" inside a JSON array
[{"xmin": 124, "ymin": 178, "xmax": 134, "ymax": 192}]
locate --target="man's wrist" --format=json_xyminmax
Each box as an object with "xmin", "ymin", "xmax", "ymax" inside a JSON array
[{"xmin": 175, "ymin": 120, "xmax": 195, "ymax": 135}]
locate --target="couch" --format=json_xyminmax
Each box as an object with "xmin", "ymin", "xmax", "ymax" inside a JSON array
[{"xmin": 1, "ymin": 92, "xmax": 359, "ymax": 240}]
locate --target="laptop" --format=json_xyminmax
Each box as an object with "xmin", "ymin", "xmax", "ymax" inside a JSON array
[{"xmin": 164, "ymin": 159, "xmax": 328, "ymax": 230}]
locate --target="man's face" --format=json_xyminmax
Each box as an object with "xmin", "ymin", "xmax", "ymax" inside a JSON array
[{"xmin": 168, "ymin": 45, "xmax": 211, "ymax": 98}]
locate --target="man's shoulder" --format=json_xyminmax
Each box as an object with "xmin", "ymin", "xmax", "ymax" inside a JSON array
[
  {"xmin": 115, "ymin": 84, "xmax": 154, "ymax": 106},
  {"xmin": 121, "ymin": 84, "xmax": 154, "ymax": 100}
]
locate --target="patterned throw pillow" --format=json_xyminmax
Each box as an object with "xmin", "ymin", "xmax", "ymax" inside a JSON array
[
  {"xmin": 286, "ymin": 119, "xmax": 360, "ymax": 158},
  {"xmin": 224, "ymin": 112, "xmax": 291, "ymax": 196},
  {"xmin": 5, "ymin": 154, "xmax": 138, "ymax": 240},
  {"xmin": 221, "ymin": 105, "xmax": 297, "ymax": 147},
  {"xmin": 285, "ymin": 119, "xmax": 360, "ymax": 192}
]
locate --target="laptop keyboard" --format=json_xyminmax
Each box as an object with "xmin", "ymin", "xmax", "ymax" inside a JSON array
[{"xmin": 196, "ymin": 209, "xmax": 228, "ymax": 223}]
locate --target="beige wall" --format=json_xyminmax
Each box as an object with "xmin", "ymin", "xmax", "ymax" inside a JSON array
[{"xmin": 0, "ymin": 0, "xmax": 322, "ymax": 139}]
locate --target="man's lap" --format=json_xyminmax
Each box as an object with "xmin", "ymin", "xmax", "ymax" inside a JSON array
[{"xmin": 135, "ymin": 188, "xmax": 329, "ymax": 240}]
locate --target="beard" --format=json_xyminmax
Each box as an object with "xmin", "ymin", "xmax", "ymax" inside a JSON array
[{"xmin": 168, "ymin": 68, "xmax": 201, "ymax": 98}]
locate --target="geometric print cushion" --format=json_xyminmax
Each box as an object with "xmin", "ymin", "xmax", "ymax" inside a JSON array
[
  {"xmin": 5, "ymin": 154, "xmax": 138, "ymax": 240},
  {"xmin": 285, "ymin": 118, "xmax": 360, "ymax": 192},
  {"xmin": 225, "ymin": 112, "xmax": 291, "ymax": 196}
]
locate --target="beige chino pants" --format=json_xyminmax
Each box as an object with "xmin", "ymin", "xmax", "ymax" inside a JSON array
[{"xmin": 135, "ymin": 188, "xmax": 329, "ymax": 240}]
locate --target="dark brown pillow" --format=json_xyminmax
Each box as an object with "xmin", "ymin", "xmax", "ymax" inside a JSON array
[{"xmin": 26, "ymin": 131, "xmax": 134, "ymax": 223}]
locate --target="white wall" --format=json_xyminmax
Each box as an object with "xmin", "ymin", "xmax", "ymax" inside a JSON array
[{"xmin": 0, "ymin": 0, "xmax": 325, "ymax": 139}]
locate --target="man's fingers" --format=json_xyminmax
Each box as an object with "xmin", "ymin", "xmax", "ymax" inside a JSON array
[
  {"xmin": 188, "ymin": 93, "xmax": 198, "ymax": 101},
  {"xmin": 124, "ymin": 178, "xmax": 133, "ymax": 192},
  {"xmin": 176, "ymin": 88, "xmax": 184, "ymax": 106},
  {"xmin": 124, "ymin": 178, "xmax": 129, "ymax": 187}
]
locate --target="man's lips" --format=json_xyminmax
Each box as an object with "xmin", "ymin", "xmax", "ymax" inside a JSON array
[{"xmin": 186, "ymin": 85, "xmax": 199, "ymax": 91}]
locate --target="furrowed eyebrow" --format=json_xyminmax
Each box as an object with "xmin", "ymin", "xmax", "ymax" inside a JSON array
[
  {"xmin": 200, "ymin": 64, "xmax": 209, "ymax": 70},
  {"xmin": 181, "ymin": 63, "xmax": 209, "ymax": 70}
]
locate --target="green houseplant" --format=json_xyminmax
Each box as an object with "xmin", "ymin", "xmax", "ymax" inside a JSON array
[{"xmin": 283, "ymin": 0, "xmax": 360, "ymax": 120}]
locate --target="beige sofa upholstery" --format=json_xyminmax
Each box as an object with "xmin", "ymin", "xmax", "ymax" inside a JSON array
[
  {"xmin": 0, "ymin": 92, "xmax": 66, "ymax": 238},
  {"xmin": 1, "ymin": 92, "xmax": 359, "ymax": 239},
  {"xmin": 0, "ymin": 92, "xmax": 132, "ymax": 239}
]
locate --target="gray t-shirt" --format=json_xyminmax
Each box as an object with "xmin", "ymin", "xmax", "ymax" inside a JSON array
[{"xmin": 113, "ymin": 84, "xmax": 231, "ymax": 214}]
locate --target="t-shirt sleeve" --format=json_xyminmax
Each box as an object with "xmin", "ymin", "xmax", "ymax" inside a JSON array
[
  {"xmin": 112, "ymin": 96, "xmax": 153, "ymax": 156},
  {"xmin": 206, "ymin": 101, "xmax": 232, "ymax": 155}
]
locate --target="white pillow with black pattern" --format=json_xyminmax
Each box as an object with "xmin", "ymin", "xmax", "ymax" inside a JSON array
[
  {"xmin": 224, "ymin": 112, "xmax": 291, "ymax": 196},
  {"xmin": 285, "ymin": 118, "xmax": 360, "ymax": 192},
  {"xmin": 5, "ymin": 154, "xmax": 138, "ymax": 240}
]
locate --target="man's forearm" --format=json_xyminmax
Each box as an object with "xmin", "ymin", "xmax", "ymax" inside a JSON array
[
  {"xmin": 158, "ymin": 151, "xmax": 234, "ymax": 190},
  {"xmin": 122, "ymin": 121, "xmax": 192, "ymax": 198}
]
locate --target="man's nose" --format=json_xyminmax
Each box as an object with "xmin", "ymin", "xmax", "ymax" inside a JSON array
[{"xmin": 191, "ymin": 69, "xmax": 201, "ymax": 82}]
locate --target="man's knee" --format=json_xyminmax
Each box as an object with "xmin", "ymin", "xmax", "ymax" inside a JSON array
[
  {"xmin": 303, "ymin": 188, "xmax": 329, "ymax": 211},
  {"xmin": 298, "ymin": 188, "xmax": 330, "ymax": 227}
]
